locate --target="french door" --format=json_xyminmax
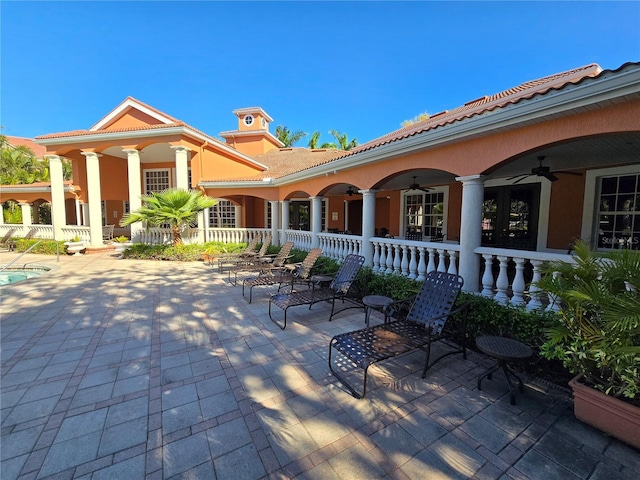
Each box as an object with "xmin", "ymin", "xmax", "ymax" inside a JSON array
[{"xmin": 482, "ymin": 184, "xmax": 540, "ymax": 251}]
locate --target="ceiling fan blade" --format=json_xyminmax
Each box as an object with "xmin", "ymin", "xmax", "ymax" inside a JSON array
[{"xmin": 544, "ymin": 172, "xmax": 559, "ymax": 182}]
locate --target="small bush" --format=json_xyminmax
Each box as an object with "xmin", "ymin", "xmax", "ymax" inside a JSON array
[
  {"xmin": 12, "ymin": 239, "xmax": 65, "ymax": 255},
  {"xmin": 456, "ymin": 292, "xmax": 558, "ymax": 346}
]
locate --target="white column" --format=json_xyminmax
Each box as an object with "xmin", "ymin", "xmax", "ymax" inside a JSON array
[
  {"xmin": 234, "ymin": 205, "xmax": 242, "ymax": 228},
  {"xmin": 172, "ymin": 146, "xmax": 190, "ymax": 190},
  {"xmin": 75, "ymin": 199, "xmax": 82, "ymax": 226},
  {"xmin": 20, "ymin": 203, "xmax": 33, "ymax": 227},
  {"xmin": 456, "ymin": 175, "xmax": 486, "ymax": 292},
  {"xmin": 82, "ymin": 151, "xmax": 104, "ymax": 247},
  {"xmin": 360, "ymin": 189, "xmax": 377, "ymax": 267},
  {"xmin": 281, "ymin": 200, "xmax": 290, "ymax": 245},
  {"xmin": 81, "ymin": 204, "xmax": 89, "ymax": 226},
  {"xmin": 124, "ymin": 149, "xmax": 142, "ymax": 242},
  {"xmin": 270, "ymin": 201, "xmax": 280, "ymax": 247},
  {"xmin": 47, "ymin": 155, "xmax": 66, "ymax": 239},
  {"xmin": 310, "ymin": 196, "xmax": 323, "ymax": 248},
  {"xmin": 0, "ymin": 204, "xmax": 4, "ymax": 224}
]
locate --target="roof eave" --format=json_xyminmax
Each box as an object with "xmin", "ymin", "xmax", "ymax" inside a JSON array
[{"xmin": 273, "ymin": 64, "xmax": 640, "ymax": 185}]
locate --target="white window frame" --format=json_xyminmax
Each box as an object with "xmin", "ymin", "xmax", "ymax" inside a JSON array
[
  {"xmin": 144, "ymin": 168, "xmax": 171, "ymax": 194},
  {"xmin": 210, "ymin": 199, "xmax": 236, "ymax": 228},
  {"xmin": 581, "ymin": 164, "xmax": 640, "ymax": 251},
  {"xmin": 400, "ymin": 186, "xmax": 449, "ymax": 241}
]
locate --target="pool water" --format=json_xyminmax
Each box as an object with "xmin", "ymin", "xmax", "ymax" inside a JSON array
[{"xmin": 0, "ymin": 267, "xmax": 49, "ymax": 286}]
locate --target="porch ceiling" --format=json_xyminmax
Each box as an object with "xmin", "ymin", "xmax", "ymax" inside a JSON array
[{"xmin": 489, "ymin": 132, "xmax": 640, "ymax": 178}]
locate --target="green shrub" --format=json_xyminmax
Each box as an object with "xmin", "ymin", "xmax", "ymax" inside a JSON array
[
  {"xmin": 455, "ymin": 292, "xmax": 558, "ymax": 346},
  {"xmin": 123, "ymin": 243, "xmax": 204, "ymax": 261},
  {"xmin": 12, "ymin": 239, "xmax": 65, "ymax": 255}
]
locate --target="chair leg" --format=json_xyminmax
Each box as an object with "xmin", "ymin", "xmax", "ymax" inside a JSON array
[
  {"xmin": 328, "ymin": 344, "xmax": 368, "ymax": 399},
  {"xmin": 421, "ymin": 339, "xmax": 432, "ymax": 379},
  {"xmin": 268, "ymin": 300, "xmax": 287, "ymax": 330}
]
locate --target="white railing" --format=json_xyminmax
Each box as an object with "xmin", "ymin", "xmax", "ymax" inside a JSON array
[
  {"xmin": 475, "ymin": 247, "xmax": 575, "ymax": 311},
  {"xmin": 139, "ymin": 227, "xmax": 203, "ymax": 245},
  {"xmin": 206, "ymin": 228, "xmax": 270, "ymax": 244},
  {"xmin": 60, "ymin": 226, "xmax": 90, "ymax": 242},
  {"xmin": 0, "ymin": 224, "xmax": 55, "ymax": 239},
  {"xmin": 284, "ymin": 229, "xmax": 313, "ymax": 251},
  {"xmin": 317, "ymin": 233, "xmax": 363, "ymax": 260},
  {"xmin": 371, "ymin": 238, "xmax": 461, "ymax": 281}
]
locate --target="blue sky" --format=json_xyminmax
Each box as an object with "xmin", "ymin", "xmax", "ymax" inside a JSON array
[{"xmin": 1, "ymin": 1, "xmax": 639, "ymax": 146}]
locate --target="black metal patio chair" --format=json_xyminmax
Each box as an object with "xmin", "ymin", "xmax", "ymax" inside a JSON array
[
  {"xmin": 268, "ymin": 254, "xmax": 366, "ymax": 330},
  {"xmin": 328, "ymin": 271, "xmax": 468, "ymax": 399}
]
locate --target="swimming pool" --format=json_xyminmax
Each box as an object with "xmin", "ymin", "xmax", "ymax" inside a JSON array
[{"xmin": 0, "ymin": 265, "xmax": 51, "ymax": 286}]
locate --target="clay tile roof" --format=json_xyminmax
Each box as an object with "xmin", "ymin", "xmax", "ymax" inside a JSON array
[
  {"xmin": 201, "ymin": 147, "xmax": 347, "ymax": 182},
  {"xmin": 342, "ymin": 63, "xmax": 607, "ymax": 157},
  {"xmin": 5, "ymin": 136, "xmax": 47, "ymax": 158}
]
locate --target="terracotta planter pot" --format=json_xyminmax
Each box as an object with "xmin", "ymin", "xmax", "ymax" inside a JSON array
[{"xmin": 569, "ymin": 375, "xmax": 640, "ymax": 449}]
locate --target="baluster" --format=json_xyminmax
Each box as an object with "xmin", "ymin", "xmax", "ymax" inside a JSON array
[
  {"xmin": 408, "ymin": 245, "xmax": 418, "ymax": 279},
  {"xmin": 481, "ymin": 254, "xmax": 496, "ymax": 298},
  {"xmin": 401, "ymin": 245, "xmax": 409, "ymax": 276},
  {"xmin": 526, "ymin": 260, "xmax": 545, "ymax": 311},
  {"xmin": 447, "ymin": 250, "xmax": 458, "ymax": 275},
  {"xmin": 510, "ymin": 257, "xmax": 527, "ymax": 306},
  {"xmin": 494, "ymin": 256, "xmax": 510, "ymax": 304},
  {"xmin": 385, "ymin": 244, "xmax": 394, "ymax": 274},
  {"xmin": 426, "ymin": 248, "xmax": 436, "ymax": 274},
  {"xmin": 393, "ymin": 245, "xmax": 402, "ymax": 273},
  {"xmin": 378, "ymin": 243, "xmax": 388, "ymax": 273},
  {"xmin": 416, "ymin": 246, "xmax": 427, "ymax": 281},
  {"xmin": 372, "ymin": 242, "xmax": 381, "ymax": 272},
  {"xmin": 437, "ymin": 249, "xmax": 447, "ymax": 272}
]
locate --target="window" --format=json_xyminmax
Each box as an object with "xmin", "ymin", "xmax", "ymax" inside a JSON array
[
  {"xmin": 403, "ymin": 191, "xmax": 445, "ymax": 240},
  {"xmin": 243, "ymin": 115, "xmax": 254, "ymax": 127},
  {"xmin": 145, "ymin": 170, "xmax": 170, "ymax": 193},
  {"xmin": 595, "ymin": 174, "xmax": 639, "ymax": 250},
  {"xmin": 210, "ymin": 200, "xmax": 236, "ymax": 228}
]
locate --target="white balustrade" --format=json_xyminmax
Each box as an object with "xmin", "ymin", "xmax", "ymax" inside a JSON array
[
  {"xmin": 317, "ymin": 233, "xmax": 362, "ymax": 260},
  {"xmin": 366, "ymin": 238, "xmax": 460, "ymax": 280},
  {"xmin": 60, "ymin": 226, "xmax": 90, "ymax": 242},
  {"xmin": 475, "ymin": 247, "xmax": 576, "ymax": 311},
  {"xmin": 207, "ymin": 228, "xmax": 269, "ymax": 244},
  {"xmin": 284, "ymin": 229, "xmax": 313, "ymax": 251}
]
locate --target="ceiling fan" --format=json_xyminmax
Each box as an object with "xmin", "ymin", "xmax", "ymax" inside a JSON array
[
  {"xmin": 346, "ymin": 186, "xmax": 360, "ymax": 196},
  {"xmin": 403, "ymin": 176, "xmax": 431, "ymax": 193},
  {"xmin": 507, "ymin": 156, "xmax": 583, "ymax": 184}
]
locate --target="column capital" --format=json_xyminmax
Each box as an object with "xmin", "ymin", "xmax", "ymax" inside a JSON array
[
  {"xmin": 81, "ymin": 151, "xmax": 102, "ymax": 159},
  {"xmin": 358, "ymin": 189, "xmax": 378, "ymax": 196},
  {"xmin": 455, "ymin": 174, "xmax": 487, "ymax": 185},
  {"xmin": 123, "ymin": 148, "xmax": 139, "ymax": 155},
  {"xmin": 45, "ymin": 154, "xmax": 61, "ymax": 162},
  {"xmin": 170, "ymin": 145, "xmax": 191, "ymax": 153},
  {"xmin": 309, "ymin": 195, "xmax": 323, "ymax": 200}
]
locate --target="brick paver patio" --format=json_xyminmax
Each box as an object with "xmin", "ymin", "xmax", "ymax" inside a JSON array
[{"xmin": 1, "ymin": 251, "xmax": 639, "ymax": 479}]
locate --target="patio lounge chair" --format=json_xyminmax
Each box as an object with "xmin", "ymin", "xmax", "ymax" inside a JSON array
[
  {"xmin": 268, "ymin": 254, "xmax": 366, "ymax": 330},
  {"xmin": 229, "ymin": 241, "xmax": 294, "ymax": 285},
  {"xmin": 328, "ymin": 271, "xmax": 468, "ymax": 398},
  {"xmin": 0, "ymin": 228, "xmax": 16, "ymax": 250},
  {"xmin": 216, "ymin": 234, "xmax": 263, "ymax": 272},
  {"xmin": 242, "ymin": 248, "xmax": 323, "ymax": 304},
  {"xmin": 222, "ymin": 234, "xmax": 272, "ymax": 278}
]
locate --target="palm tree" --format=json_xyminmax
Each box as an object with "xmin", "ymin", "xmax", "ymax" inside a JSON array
[
  {"xmin": 0, "ymin": 135, "xmax": 72, "ymax": 184},
  {"xmin": 307, "ymin": 131, "xmax": 336, "ymax": 149},
  {"xmin": 275, "ymin": 126, "xmax": 307, "ymax": 147},
  {"xmin": 120, "ymin": 189, "xmax": 217, "ymax": 246},
  {"xmin": 329, "ymin": 130, "xmax": 358, "ymax": 151}
]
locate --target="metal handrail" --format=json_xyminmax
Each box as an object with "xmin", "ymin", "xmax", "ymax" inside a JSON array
[{"xmin": 0, "ymin": 239, "xmax": 44, "ymax": 274}]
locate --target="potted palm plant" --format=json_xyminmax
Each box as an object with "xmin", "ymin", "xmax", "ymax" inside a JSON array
[
  {"xmin": 537, "ymin": 241, "xmax": 640, "ymax": 448},
  {"xmin": 112, "ymin": 235, "xmax": 132, "ymax": 257}
]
